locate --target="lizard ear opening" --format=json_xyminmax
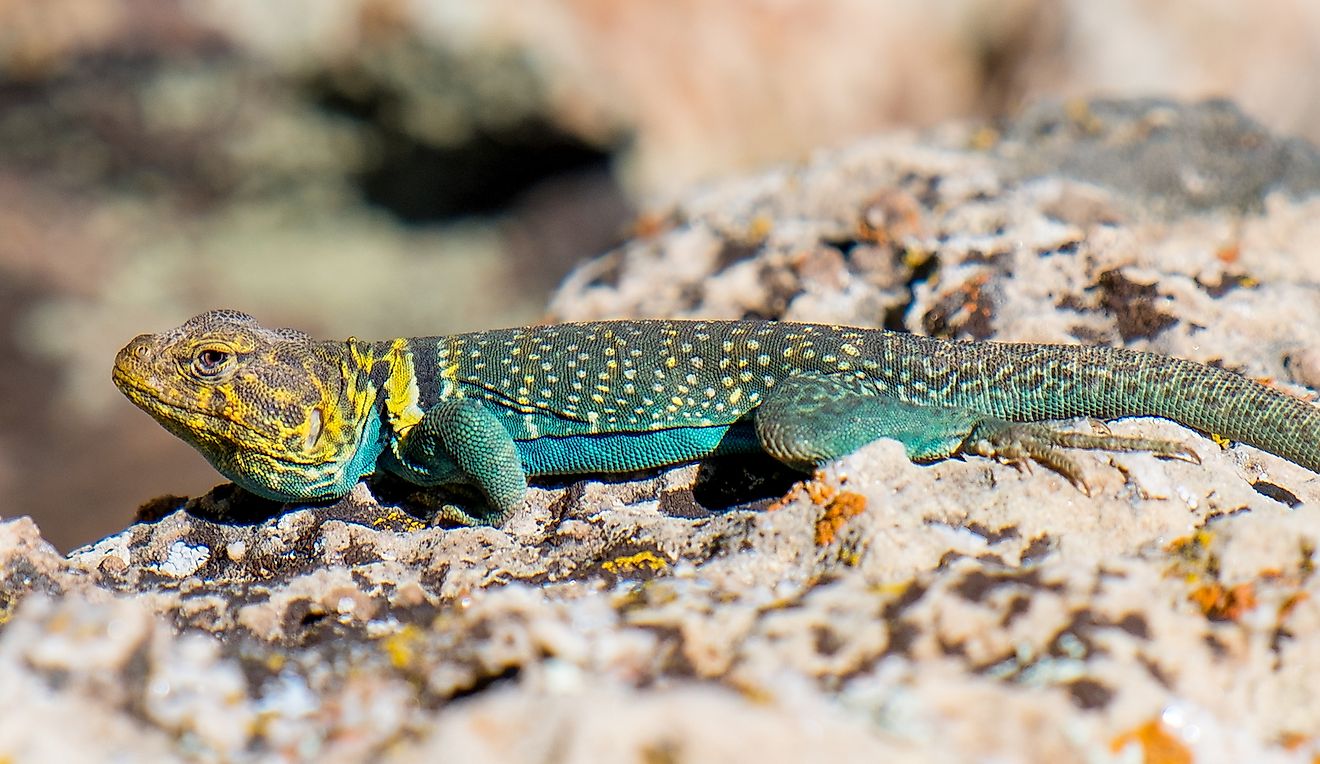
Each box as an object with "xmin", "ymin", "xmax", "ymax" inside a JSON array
[{"xmin": 306, "ymin": 407, "xmax": 324, "ymax": 450}]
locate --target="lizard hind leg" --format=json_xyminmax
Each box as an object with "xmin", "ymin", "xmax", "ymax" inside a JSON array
[
  {"xmin": 753, "ymin": 373, "xmax": 988, "ymax": 470},
  {"xmin": 753, "ymin": 373, "xmax": 1200, "ymax": 491}
]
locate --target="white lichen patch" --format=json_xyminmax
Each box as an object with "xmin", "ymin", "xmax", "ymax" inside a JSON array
[
  {"xmin": 152, "ymin": 539, "xmax": 211, "ymax": 578},
  {"xmin": 68, "ymin": 528, "xmax": 133, "ymax": 568}
]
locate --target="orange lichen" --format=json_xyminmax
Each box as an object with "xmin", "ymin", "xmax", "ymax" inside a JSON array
[
  {"xmin": 765, "ymin": 492, "xmax": 797, "ymax": 513},
  {"xmin": 767, "ymin": 477, "xmax": 869, "ymax": 546},
  {"xmin": 1279, "ymin": 591, "xmax": 1309, "ymax": 619},
  {"xmin": 814, "ymin": 490, "xmax": 867, "ymax": 546},
  {"xmin": 1109, "ymin": 719, "xmax": 1192, "ymax": 764},
  {"xmin": 1189, "ymin": 581, "xmax": 1258, "ymax": 622},
  {"xmin": 930, "ymin": 273, "xmax": 994, "ymax": 337},
  {"xmin": 767, "ymin": 473, "xmax": 831, "ymax": 512},
  {"xmin": 856, "ymin": 189, "xmax": 923, "ymax": 247},
  {"xmin": 806, "ymin": 479, "xmax": 836, "ymax": 507},
  {"xmin": 1214, "ymin": 241, "xmax": 1241, "ymax": 264},
  {"xmin": 631, "ymin": 211, "xmax": 669, "ymax": 239}
]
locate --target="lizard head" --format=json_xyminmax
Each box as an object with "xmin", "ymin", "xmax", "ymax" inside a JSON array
[{"xmin": 113, "ymin": 310, "xmax": 381, "ymax": 501}]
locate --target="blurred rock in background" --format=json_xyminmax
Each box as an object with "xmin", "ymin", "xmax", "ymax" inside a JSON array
[{"xmin": 1, "ymin": 0, "xmax": 1318, "ymax": 550}]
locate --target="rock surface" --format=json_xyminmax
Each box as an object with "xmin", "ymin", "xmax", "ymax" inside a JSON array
[{"xmin": 4, "ymin": 99, "xmax": 1320, "ymax": 762}]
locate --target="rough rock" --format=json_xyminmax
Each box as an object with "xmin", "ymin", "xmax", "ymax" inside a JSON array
[{"xmin": 4, "ymin": 99, "xmax": 1320, "ymax": 762}]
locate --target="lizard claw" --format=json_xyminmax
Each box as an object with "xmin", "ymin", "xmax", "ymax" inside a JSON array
[
  {"xmin": 964, "ymin": 419, "xmax": 1195, "ymax": 493},
  {"xmin": 964, "ymin": 423, "xmax": 1088, "ymax": 490},
  {"xmin": 1157, "ymin": 443, "xmax": 1201, "ymax": 465}
]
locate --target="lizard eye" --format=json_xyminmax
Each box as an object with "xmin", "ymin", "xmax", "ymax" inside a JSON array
[{"xmin": 192, "ymin": 347, "xmax": 232, "ymax": 377}]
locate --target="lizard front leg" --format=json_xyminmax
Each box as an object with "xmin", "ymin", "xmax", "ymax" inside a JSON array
[
  {"xmin": 754, "ymin": 373, "xmax": 1195, "ymax": 489},
  {"xmin": 389, "ymin": 398, "xmax": 528, "ymax": 524}
]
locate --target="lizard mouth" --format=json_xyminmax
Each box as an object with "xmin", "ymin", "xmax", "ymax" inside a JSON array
[
  {"xmin": 112, "ymin": 364, "xmax": 338, "ymax": 468},
  {"xmin": 112, "ymin": 366, "xmax": 257, "ymax": 437}
]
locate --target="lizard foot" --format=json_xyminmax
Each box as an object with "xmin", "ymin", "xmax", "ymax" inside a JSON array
[
  {"xmin": 403, "ymin": 486, "xmax": 509, "ymax": 527},
  {"xmin": 429, "ymin": 503, "xmax": 485, "ymax": 527},
  {"xmin": 963, "ymin": 421, "xmax": 1200, "ymax": 493}
]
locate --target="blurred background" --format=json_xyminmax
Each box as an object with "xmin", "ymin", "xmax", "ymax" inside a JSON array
[{"xmin": 1, "ymin": 0, "xmax": 1318, "ymax": 551}]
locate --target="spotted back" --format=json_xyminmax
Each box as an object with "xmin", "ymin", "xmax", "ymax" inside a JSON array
[{"xmin": 400, "ymin": 320, "xmax": 896, "ymax": 439}]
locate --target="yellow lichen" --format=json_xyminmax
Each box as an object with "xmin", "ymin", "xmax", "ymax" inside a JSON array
[
  {"xmin": 370, "ymin": 507, "xmax": 427, "ymax": 532},
  {"xmin": 1064, "ymin": 97, "xmax": 1102, "ymax": 134},
  {"xmin": 835, "ymin": 548, "xmax": 863, "ymax": 566},
  {"xmin": 746, "ymin": 214, "xmax": 773, "ymax": 241},
  {"xmin": 639, "ymin": 740, "xmax": 682, "ymax": 764},
  {"xmin": 1164, "ymin": 529, "xmax": 1217, "ymax": 581},
  {"xmin": 602, "ymin": 550, "xmax": 669, "ymax": 576},
  {"xmin": 381, "ymin": 623, "xmax": 425, "ymax": 670},
  {"xmin": 728, "ymin": 676, "xmax": 776, "ymax": 705},
  {"xmin": 903, "ymin": 247, "xmax": 933, "ymax": 270},
  {"xmin": 969, "ymin": 125, "xmax": 1000, "ymax": 151},
  {"xmin": 870, "ymin": 581, "xmax": 910, "ymax": 598},
  {"xmin": 1165, "ymin": 530, "xmax": 1211, "ymax": 555}
]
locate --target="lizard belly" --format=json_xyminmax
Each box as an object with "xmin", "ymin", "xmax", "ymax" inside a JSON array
[{"xmin": 516, "ymin": 423, "xmax": 759, "ymax": 476}]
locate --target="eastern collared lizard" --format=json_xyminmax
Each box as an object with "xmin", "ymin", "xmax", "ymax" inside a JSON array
[{"xmin": 113, "ymin": 310, "xmax": 1320, "ymax": 523}]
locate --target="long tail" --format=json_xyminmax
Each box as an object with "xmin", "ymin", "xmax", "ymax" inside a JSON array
[{"xmin": 898, "ymin": 337, "xmax": 1320, "ymax": 472}]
